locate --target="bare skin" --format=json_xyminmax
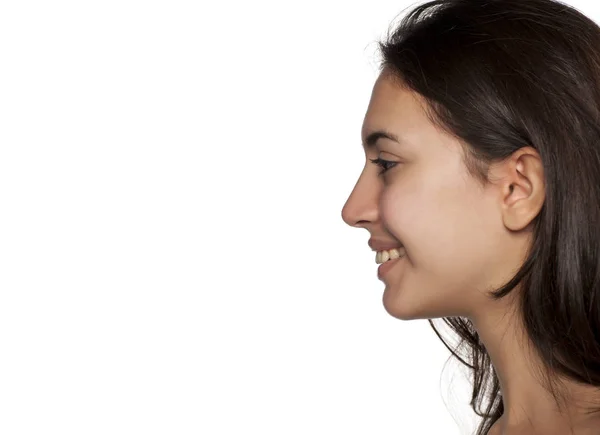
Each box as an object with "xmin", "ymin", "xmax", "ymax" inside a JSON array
[{"xmin": 341, "ymin": 69, "xmax": 600, "ymax": 434}]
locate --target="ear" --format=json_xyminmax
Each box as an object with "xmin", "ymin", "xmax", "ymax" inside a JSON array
[{"xmin": 494, "ymin": 146, "xmax": 546, "ymax": 232}]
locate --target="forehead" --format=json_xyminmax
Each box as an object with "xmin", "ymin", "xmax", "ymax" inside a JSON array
[{"xmin": 361, "ymin": 73, "xmax": 430, "ymax": 144}]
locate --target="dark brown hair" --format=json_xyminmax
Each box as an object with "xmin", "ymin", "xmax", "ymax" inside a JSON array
[{"xmin": 375, "ymin": 0, "xmax": 600, "ymax": 434}]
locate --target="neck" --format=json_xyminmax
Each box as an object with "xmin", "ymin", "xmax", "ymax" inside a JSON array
[{"xmin": 470, "ymin": 299, "xmax": 600, "ymax": 434}]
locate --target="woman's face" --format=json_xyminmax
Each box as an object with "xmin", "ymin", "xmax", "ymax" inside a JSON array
[{"xmin": 342, "ymin": 71, "xmax": 523, "ymax": 321}]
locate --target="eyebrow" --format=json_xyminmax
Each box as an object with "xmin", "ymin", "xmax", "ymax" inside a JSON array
[{"xmin": 362, "ymin": 129, "xmax": 402, "ymax": 149}]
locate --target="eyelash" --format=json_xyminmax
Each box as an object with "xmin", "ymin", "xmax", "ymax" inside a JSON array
[{"xmin": 369, "ymin": 158, "xmax": 398, "ymax": 175}]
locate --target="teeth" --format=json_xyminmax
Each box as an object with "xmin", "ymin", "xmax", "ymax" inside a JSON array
[{"xmin": 376, "ymin": 247, "xmax": 406, "ymax": 264}]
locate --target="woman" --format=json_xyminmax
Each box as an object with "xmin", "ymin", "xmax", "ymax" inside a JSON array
[{"xmin": 341, "ymin": 0, "xmax": 600, "ymax": 434}]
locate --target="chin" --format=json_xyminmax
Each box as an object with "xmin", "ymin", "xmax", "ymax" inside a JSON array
[
  {"xmin": 381, "ymin": 284, "xmax": 461, "ymax": 321},
  {"xmin": 382, "ymin": 289, "xmax": 428, "ymax": 320}
]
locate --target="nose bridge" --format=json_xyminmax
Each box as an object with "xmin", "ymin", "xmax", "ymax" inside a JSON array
[{"xmin": 341, "ymin": 170, "xmax": 379, "ymax": 228}]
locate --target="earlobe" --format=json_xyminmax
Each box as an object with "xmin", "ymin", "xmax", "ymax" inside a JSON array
[{"xmin": 500, "ymin": 147, "xmax": 546, "ymax": 232}]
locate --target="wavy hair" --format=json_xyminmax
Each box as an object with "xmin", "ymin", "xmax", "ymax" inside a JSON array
[{"xmin": 374, "ymin": 0, "xmax": 600, "ymax": 433}]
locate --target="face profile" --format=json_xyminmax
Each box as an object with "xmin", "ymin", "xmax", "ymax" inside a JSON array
[{"xmin": 342, "ymin": 69, "xmax": 539, "ymax": 323}]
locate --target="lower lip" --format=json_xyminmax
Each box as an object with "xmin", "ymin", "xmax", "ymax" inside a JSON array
[{"xmin": 377, "ymin": 255, "xmax": 405, "ymax": 280}]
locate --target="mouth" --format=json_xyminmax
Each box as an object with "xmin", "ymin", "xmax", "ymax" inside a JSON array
[
  {"xmin": 377, "ymin": 254, "xmax": 405, "ymax": 279},
  {"xmin": 375, "ymin": 246, "xmax": 407, "ymax": 264}
]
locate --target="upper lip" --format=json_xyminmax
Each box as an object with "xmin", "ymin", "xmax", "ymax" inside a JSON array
[{"xmin": 368, "ymin": 238, "xmax": 404, "ymax": 251}]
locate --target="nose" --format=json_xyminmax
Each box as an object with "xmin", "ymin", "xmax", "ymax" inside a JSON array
[{"xmin": 341, "ymin": 174, "xmax": 379, "ymax": 228}]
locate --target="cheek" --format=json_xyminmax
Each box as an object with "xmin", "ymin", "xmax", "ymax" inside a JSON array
[{"xmin": 380, "ymin": 170, "xmax": 490, "ymax": 275}]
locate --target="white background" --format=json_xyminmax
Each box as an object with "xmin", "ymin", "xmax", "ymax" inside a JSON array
[{"xmin": 0, "ymin": 1, "xmax": 598, "ymax": 434}]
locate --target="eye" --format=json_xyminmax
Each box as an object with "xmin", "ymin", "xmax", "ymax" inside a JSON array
[{"xmin": 369, "ymin": 158, "xmax": 398, "ymax": 175}]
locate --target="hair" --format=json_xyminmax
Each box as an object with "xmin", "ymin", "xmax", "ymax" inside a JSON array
[{"xmin": 374, "ymin": 0, "xmax": 600, "ymax": 434}]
